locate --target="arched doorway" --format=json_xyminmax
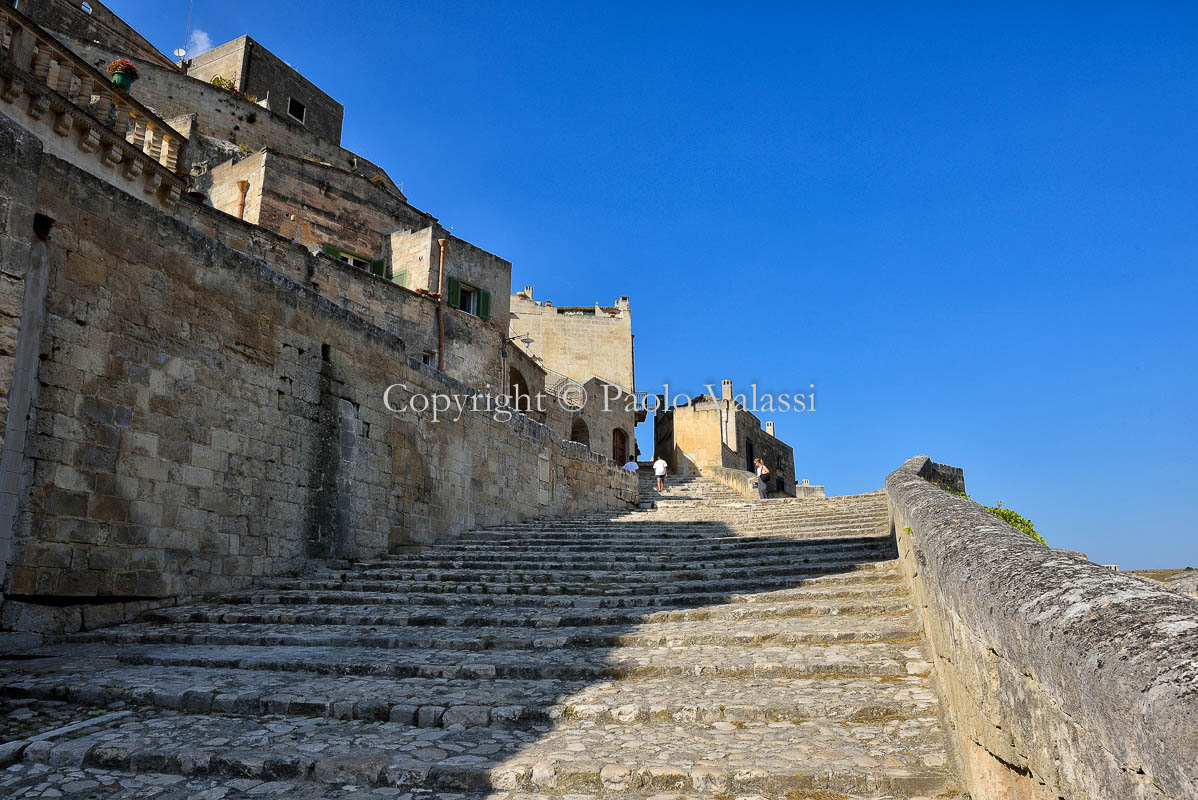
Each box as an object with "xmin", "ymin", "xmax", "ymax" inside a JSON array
[
  {"xmin": 570, "ymin": 418, "xmax": 589, "ymax": 446},
  {"xmin": 508, "ymin": 366, "xmax": 531, "ymax": 413},
  {"xmin": 612, "ymin": 427, "xmax": 628, "ymax": 463}
]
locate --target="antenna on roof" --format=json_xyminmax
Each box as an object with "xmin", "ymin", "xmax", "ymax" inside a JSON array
[{"xmin": 179, "ymin": 0, "xmax": 195, "ymax": 61}]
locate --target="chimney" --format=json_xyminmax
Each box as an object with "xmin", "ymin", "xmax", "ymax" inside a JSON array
[
  {"xmin": 766, "ymin": 421, "xmax": 775, "ymax": 436},
  {"xmin": 522, "ymin": 285, "xmax": 533, "ymax": 299},
  {"xmin": 721, "ymin": 379, "xmax": 732, "ymax": 401}
]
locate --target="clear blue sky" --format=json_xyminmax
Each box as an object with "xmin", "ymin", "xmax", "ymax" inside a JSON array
[{"xmin": 116, "ymin": 1, "xmax": 1196, "ymax": 569}]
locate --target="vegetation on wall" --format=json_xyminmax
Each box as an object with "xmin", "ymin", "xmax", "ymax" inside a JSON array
[
  {"xmin": 209, "ymin": 75, "xmax": 257, "ymax": 102},
  {"xmin": 924, "ymin": 478, "xmax": 1047, "ymax": 545}
]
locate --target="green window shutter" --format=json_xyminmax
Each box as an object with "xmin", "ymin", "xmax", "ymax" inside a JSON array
[
  {"xmin": 369, "ymin": 259, "xmax": 385, "ymax": 277},
  {"xmin": 393, "ymin": 270, "xmax": 406, "ymax": 287},
  {"xmin": 447, "ymin": 276, "xmax": 461, "ymax": 308},
  {"xmin": 478, "ymin": 289, "xmax": 491, "ymax": 320},
  {"xmin": 321, "ymin": 243, "xmax": 340, "ymax": 259}
]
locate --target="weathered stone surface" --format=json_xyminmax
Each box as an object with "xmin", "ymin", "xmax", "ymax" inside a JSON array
[
  {"xmin": 888, "ymin": 455, "xmax": 1198, "ymax": 800},
  {"xmin": 0, "ymin": 482, "xmax": 965, "ymax": 798}
]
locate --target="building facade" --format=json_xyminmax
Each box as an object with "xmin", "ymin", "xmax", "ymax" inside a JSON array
[{"xmin": 654, "ymin": 379, "xmax": 798, "ymax": 495}]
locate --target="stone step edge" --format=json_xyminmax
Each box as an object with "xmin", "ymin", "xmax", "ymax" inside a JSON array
[{"xmin": 13, "ymin": 730, "xmax": 958, "ymax": 798}]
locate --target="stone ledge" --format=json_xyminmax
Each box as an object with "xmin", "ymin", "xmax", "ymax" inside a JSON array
[{"xmin": 887, "ymin": 454, "xmax": 1198, "ymax": 800}]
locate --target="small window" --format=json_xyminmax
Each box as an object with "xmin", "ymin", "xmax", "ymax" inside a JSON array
[
  {"xmin": 287, "ymin": 97, "xmax": 306, "ymax": 123},
  {"xmin": 339, "ymin": 252, "xmax": 369, "ymax": 269},
  {"xmin": 421, "ymin": 351, "xmax": 436, "ymax": 367},
  {"xmin": 447, "ymin": 276, "xmax": 491, "ymax": 319},
  {"xmin": 392, "ymin": 270, "xmax": 407, "ymax": 287},
  {"xmin": 459, "ymin": 284, "xmax": 478, "ymax": 315},
  {"xmin": 81, "ymin": 2, "xmax": 93, "ymax": 14}
]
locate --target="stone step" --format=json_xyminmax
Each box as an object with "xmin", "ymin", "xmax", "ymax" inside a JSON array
[
  {"xmin": 10, "ymin": 708, "xmax": 957, "ymax": 798},
  {"xmin": 372, "ymin": 536, "xmax": 894, "ymax": 563},
  {"xmin": 422, "ymin": 537, "xmax": 892, "ymax": 556},
  {"xmin": 216, "ymin": 576, "xmax": 910, "ymax": 611},
  {"xmin": 70, "ymin": 613, "xmax": 920, "ymax": 651},
  {"xmin": 145, "ymin": 590, "xmax": 910, "ymax": 628},
  {"xmin": 0, "ymin": 761, "xmax": 965, "ymax": 799},
  {"xmin": 258, "ymin": 564, "xmax": 901, "ymax": 597},
  {"xmin": 80, "ymin": 639, "xmax": 928, "ymax": 681},
  {"xmin": 463, "ymin": 518, "xmax": 889, "ymax": 536},
  {"xmin": 1, "ymin": 659, "xmax": 938, "ymax": 730},
  {"xmin": 333, "ymin": 554, "xmax": 895, "ymax": 585}
]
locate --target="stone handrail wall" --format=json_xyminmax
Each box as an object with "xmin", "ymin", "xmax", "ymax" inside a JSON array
[
  {"xmin": 702, "ymin": 466, "xmax": 759, "ymax": 500},
  {"xmin": 887, "ymin": 455, "xmax": 1198, "ymax": 800}
]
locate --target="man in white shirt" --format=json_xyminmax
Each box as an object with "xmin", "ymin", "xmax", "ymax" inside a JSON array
[
  {"xmin": 623, "ymin": 459, "xmax": 638, "ymax": 473},
  {"xmin": 652, "ymin": 456, "xmax": 668, "ymax": 491}
]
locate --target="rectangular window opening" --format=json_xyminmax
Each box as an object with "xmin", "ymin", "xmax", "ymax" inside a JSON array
[
  {"xmin": 459, "ymin": 284, "xmax": 478, "ymax": 315},
  {"xmin": 421, "ymin": 351, "xmax": 436, "ymax": 367},
  {"xmin": 287, "ymin": 97, "xmax": 306, "ymax": 123}
]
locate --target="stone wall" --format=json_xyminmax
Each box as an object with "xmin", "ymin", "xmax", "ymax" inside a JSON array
[
  {"xmin": 887, "ymin": 455, "xmax": 1198, "ymax": 800},
  {"xmin": 509, "ymin": 292, "xmax": 635, "ymax": 393},
  {"xmin": 19, "ymin": 0, "xmax": 174, "ymax": 68},
  {"xmin": 0, "ymin": 150, "xmax": 637, "ymax": 631},
  {"xmin": 185, "ymin": 36, "xmax": 345, "ymax": 144},
  {"xmin": 62, "ymin": 41, "xmax": 398, "ymax": 193}
]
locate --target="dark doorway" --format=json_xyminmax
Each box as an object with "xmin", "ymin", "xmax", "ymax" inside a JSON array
[
  {"xmin": 612, "ymin": 428, "xmax": 628, "ymax": 464},
  {"xmin": 745, "ymin": 438, "xmax": 755, "ymax": 472},
  {"xmin": 508, "ymin": 366, "xmax": 531, "ymax": 413},
  {"xmin": 570, "ymin": 418, "xmax": 590, "ymax": 446}
]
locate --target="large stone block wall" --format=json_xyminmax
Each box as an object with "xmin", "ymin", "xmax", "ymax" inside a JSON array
[
  {"xmin": 887, "ymin": 455, "xmax": 1198, "ymax": 800},
  {"xmin": 509, "ymin": 293, "xmax": 635, "ymax": 393},
  {"xmin": 0, "ymin": 151, "xmax": 636, "ymax": 629},
  {"xmin": 183, "ymin": 36, "xmax": 344, "ymax": 144},
  {"xmin": 20, "ymin": 0, "xmax": 174, "ymax": 68},
  {"xmin": 135, "ymin": 182, "xmax": 503, "ymax": 393}
]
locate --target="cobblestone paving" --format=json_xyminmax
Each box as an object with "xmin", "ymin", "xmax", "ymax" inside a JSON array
[{"xmin": 0, "ymin": 475, "xmax": 965, "ymax": 798}]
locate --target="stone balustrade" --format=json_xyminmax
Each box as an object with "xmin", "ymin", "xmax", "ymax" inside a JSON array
[{"xmin": 0, "ymin": 3, "xmax": 185, "ymax": 205}]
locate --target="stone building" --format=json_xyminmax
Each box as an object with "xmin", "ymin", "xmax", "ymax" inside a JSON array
[
  {"xmin": 508, "ymin": 287, "xmax": 643, "ymax": 464},
  {"xmin": 0, "ymin": 0, "xmax": 637, "ymax": 630},
  {"xmin": 654, "ymin": 379, "xmax": 802, "ymax": 495},
  {"xmin": 181, "ymin": 34, "xmax": 344, "ymax": 143}
]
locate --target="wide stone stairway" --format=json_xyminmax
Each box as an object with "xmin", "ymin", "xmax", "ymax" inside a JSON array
[{"xmin": 0, "ymin": 479, "xmax": 965, "ymax": 799}]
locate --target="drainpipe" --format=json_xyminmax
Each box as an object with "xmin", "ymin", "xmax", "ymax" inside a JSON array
[
  {"xmin": 436, "ymin": 238, "xmax": 448, "ymax": 371},
  {"xmin": 235, "ymin": 180, "xmax": 250, "ymax": 220}
]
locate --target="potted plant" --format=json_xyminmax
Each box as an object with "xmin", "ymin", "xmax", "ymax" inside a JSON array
[{"xmin": 106, "ymin": 58, "xmax": 139, "ymax": 90}]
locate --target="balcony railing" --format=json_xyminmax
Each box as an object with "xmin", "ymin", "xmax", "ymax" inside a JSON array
[{"xmin": 0, "ymin": 3, "xmax": 186, "ymax": 202}]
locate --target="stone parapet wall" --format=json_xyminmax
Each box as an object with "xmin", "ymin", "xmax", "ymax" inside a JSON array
[
  {"xmin": 887, "ymin": 454, "xmax": 1198, "ymax": 800},
  {"xmin": 0, "ymin": 151, "xmax": 636, "ymax": 632},
  {"xmin": 702, "ymin": 466, "xmax": 758, "ymax": 500}
]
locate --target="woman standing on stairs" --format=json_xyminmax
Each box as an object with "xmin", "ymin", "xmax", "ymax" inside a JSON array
[{"xmin": 754, "ymin": 457, "xmax": 771, "ymax": 499}]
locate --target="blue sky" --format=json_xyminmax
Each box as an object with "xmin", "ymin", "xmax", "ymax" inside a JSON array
[{"xmin": 115, "ymin": 1, "xmax": 1196, "ymax": 568}]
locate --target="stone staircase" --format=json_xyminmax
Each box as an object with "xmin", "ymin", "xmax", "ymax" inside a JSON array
[
  {"xmin": 0, "ymin": 488, "xmax": 965, "ymax": 799},
  {"xmin": 637, "ymin": 470, "xmax": 745, "ymax": 504}
]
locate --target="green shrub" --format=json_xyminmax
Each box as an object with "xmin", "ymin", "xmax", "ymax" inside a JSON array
[{"xmin": 983, "ymin": 501, "xmax": 1046, "ymax": 546}]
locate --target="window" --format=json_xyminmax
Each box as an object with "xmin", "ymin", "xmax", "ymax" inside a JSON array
[
  {"xmin": 446, "ymin": 276, "xmax": 491, "ymax": 320},
  {"xmin": 320, "ymin": 244, "xmax": 386, "ymax": 277},
  {"xmin": 421, "ymin": 351, "xmax": 436, "ymax": 367},
  {"xmin": 459, "ymin": 284, "xmax": 478, "ymax": 315},
  {"xmin": 287, "ymin": 97, "xmax": 306, "ymax": 123},
  {"xmin": 392, "ymin": 270, "xmax": 407, "ymax": 287},
  {"xmin": 81, "ymin": 2, "xmax": 93, "ymax": 13}
]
